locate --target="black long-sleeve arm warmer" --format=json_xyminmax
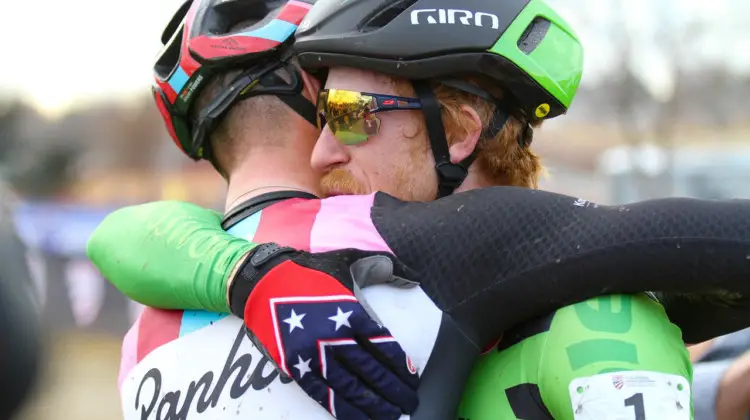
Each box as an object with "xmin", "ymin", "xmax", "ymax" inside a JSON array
[{"xmin": 371, "ymin": 187, "xmax": 750, "ymax": 345}]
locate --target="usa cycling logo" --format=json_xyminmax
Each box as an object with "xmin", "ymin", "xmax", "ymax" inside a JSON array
[{"xmin": 612, "ymin": 375, "xmax": 624, "ymax": 390}]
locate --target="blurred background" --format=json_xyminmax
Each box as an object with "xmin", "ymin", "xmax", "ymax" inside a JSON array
[{"xmin": 0, "ymin": 0, "xmax": 748, "ymax": 418}]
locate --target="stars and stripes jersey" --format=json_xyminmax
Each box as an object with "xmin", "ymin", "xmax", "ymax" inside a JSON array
[
  {"xmin": 118, "ymin": 195, "xmax": 442, "ymax": 419},
  {"xmin": 457, "ymin": 294, "xmax": 694, "ymax": 420}
]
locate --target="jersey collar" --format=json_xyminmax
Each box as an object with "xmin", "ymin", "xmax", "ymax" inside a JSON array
[{"xmin": 221, "ymin": 190, "xmax": 318, "ymax": 231}]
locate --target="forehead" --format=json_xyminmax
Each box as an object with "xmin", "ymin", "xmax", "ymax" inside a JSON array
[{"xmin": 324, "ymin": 67, "xmax": 399, "ymax": 95}]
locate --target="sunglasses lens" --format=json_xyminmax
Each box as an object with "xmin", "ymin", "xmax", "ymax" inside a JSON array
[
  {"xmin": 318, "ymin": 89, "xmax": 381, "ymax": 144},
  {"xmin": 335, "ymin": 129, "xmax": 369, "ymax": 145},
  {"xmin": 316, "ymin": 91, "xmax": 328, "ymax": 129}
]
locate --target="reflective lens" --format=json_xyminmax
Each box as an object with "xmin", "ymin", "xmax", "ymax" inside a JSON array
[
  {"xmin": 317, "ymin": 89, "xmax": 421, "ymax": 145},
  {"xmin": 317, "ymin": 89, "xmax": 381, "ymax": 145}
]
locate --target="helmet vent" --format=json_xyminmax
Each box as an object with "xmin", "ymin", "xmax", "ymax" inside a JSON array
[
  {"xmin": 359, "ymin": 0, "xmax": 420, "ymax": 32},
  {"xmin": 162, "ymin": 0, "xmax": 192, "ymax": 45},
  {"xmin": 211, "ymin": 0, "xmax": 272, "ymax": 33},
  {"xmin": 155, "ymin": 25, "xmax": 185, "ymax": 80},
  {"xmin": 517, "ymin": 17, "xmax": 550, "ymax": 55}
]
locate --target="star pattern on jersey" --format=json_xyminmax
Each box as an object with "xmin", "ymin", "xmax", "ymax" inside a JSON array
[{"xmin": 269, "ymin": 296, "xmax": 404, "ymax": 418}]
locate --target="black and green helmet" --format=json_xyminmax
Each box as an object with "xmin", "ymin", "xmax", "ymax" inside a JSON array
[
  {"xmin": 293, "ymin": 0, "xmax": 584, "ymax": 196},
  {"xmin": 295, "ymin": 0, "xmax": 583, "ymax": 120}
]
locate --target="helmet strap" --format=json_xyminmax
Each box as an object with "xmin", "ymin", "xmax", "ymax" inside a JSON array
[
  {"xmin": 197, "ymin": 65, "xmax": 319, "ymax": 175},
  {"xmin": 440, "ymin": 78, "xmax": 530, "ymax": 147},
  {"xmin": 411, "ymin": 79, "xmax": 532, "ymax": 199},
  {"xmin": 412, "ymin": 80, "xmax": 473, "ymax": 199},
  {"xmin": 258, "ymin": 70, "xmax": 318, "ymax": 127}
]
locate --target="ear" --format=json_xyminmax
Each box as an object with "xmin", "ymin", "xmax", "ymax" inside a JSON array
[
  {"xmin": 299, "ymin": 69, "xmax": 321, "ymax": 104},
  {"xmin": 448, "ymin": 104, "xmax": 482, "ymax": 164}
]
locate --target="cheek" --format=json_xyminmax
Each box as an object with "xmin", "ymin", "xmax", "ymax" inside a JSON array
[
  {"xmin": 377, "ymin": 111, "xmax": 422, "ymax": 141},
  {"xmin": 371, "ymin": 115, "xmax": 423, "ymax": 159},
  {"xmin": 349, "ymin": 112, "xmax": 429, "ymax": 192},
  {"xmin": 401, "ymin": 145, "xmax": 438, "ymax": 201},
  {"xmin": 349, "ymin": 144, "xmax": 392, "ymax": 179},
  {"xmin": 409, "ymin": 149, "xmax": 437, "ymax": 184},
  {"xmin": 401, "ymin": 111, "xmax": 423, "ymax": 139}
]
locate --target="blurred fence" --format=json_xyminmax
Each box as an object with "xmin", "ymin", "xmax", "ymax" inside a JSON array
[
  {"xmin": 14, "ymin": 202, "xmax": 142, "ymax": 335},
  {"xmin": 12, "ymin": 202, "xmax": 136, "ymax": 420}
]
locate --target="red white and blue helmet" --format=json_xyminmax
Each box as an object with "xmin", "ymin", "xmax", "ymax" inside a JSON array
[{"xmin": 152, "ymin": 0, "xmax": 316, "ymax": 160}]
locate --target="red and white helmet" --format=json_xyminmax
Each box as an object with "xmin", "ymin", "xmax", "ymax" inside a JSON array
[{"xmin": 152, "ymin": 0, "xmax": 317, "ymax": 160}]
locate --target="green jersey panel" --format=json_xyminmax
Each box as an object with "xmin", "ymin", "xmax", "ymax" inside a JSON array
[{"xmin": 457, "ymin": 294, "xmax": 693, "ymax": 420}]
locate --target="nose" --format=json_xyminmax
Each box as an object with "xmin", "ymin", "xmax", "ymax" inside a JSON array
[{"xmin": 311, "ymin": 126, "xmax": 349, "ymax": 172}]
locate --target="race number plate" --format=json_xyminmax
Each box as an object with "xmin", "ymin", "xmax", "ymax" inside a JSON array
[{"xmin": 568, "ymin": 370, "xmax": 691, "ymax": 420}]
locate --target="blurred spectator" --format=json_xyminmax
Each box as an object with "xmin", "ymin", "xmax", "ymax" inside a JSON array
[
  {"xmin": 0, "ymin": 182, "xmax": 42, "ymax": 418},
  {"xmin": 691, "ymin": 329, "xmax": 750, "ymax": 420}
]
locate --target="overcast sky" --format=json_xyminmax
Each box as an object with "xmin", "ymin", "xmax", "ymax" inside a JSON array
[{"xmin": 0, "ymin": 0, "xmax": 747, "ymax": 116}]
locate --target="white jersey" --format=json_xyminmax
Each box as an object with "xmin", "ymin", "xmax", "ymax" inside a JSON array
[{"xmin": 118, "ymin": 195, "xmax": 442, "ymax": 419}]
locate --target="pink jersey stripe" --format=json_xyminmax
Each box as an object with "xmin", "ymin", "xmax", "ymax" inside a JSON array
[
  {"xmin": 118, "ymin": 314, "xmax": 142, "ymax": 389},
  {"xmin": 136, "ymin": 308, "xmax": 183, "ymax": 362},
  {"xmin": 310, "ymin": 194, "xmax": 394, "ymax": 253},
  {"xmin": 254, "ymin": 198, "xmax": 321, "ymax": 251}
]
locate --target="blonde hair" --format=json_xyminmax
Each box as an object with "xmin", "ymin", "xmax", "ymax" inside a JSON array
[
  {"xmin": 189, "ymin": 19, "xmax": 299, "ymax": 177},
  {"xmin": 396, "ymin": 76, "xmax": 545, "ymax": 188},
  {"xmin": 192, "ymin": 69, "xmax": 290, "ymax": 178}
]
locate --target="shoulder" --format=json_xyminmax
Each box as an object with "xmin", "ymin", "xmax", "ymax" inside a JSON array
[
  {"xmin": 321, "ymin": 193, "xmax": 379, "ymax": 209},
  {"xmin": 546, "ymin": 294, "xmax": 668, "ymax": 334}
]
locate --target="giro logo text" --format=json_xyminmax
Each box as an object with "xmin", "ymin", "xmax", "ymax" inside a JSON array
[{"xmin": 410, "ymin": 9, "xmax": 500, "ymax": 29}]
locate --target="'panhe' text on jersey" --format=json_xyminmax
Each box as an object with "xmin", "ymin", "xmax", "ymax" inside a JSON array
[{"xmin": 118, "ymin": 195, "xmax": 441, "ymax": 419}]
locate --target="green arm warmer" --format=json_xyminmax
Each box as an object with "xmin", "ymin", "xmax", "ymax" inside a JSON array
[{"xmin": 87, "ymin": 201, "xmax": 255, "ymax": 313}]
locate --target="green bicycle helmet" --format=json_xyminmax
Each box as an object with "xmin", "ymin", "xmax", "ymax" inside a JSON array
[{"xmin": 294, "ymin": 0, "xmax": 583, "ymax": 196}]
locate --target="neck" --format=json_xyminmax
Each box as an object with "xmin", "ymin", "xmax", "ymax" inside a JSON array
[
  {"xmin": 453, "ymin": 164, "xmax": 492, "ymax": 194},
  {"xmin": 225, "ymin": 150, "xmax": 320, "ymax": 212}
]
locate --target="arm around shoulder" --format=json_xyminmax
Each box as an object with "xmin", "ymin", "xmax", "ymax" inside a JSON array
[{"xmin": 87, "ymin": 201, "xmax": 253, "ymax": 312}]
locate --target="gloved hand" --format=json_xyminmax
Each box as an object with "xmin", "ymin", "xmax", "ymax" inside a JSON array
[
  {"xmin": 229, "ymin": 243, "xmax": 421, "ymax": 420},
  {"xmin": 88, "ymin": 201, "xmax": 422, "ymax": 419}
]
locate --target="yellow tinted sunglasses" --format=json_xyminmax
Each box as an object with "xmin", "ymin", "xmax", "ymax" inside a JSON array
[{"xmin": 316, "ymin": 89, "xmax": 423, "ymax": 145}]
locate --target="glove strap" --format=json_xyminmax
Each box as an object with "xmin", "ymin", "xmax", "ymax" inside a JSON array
[{"xmin": 228, "ymin": 243, "xmax": 295, "ymax": 318}]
